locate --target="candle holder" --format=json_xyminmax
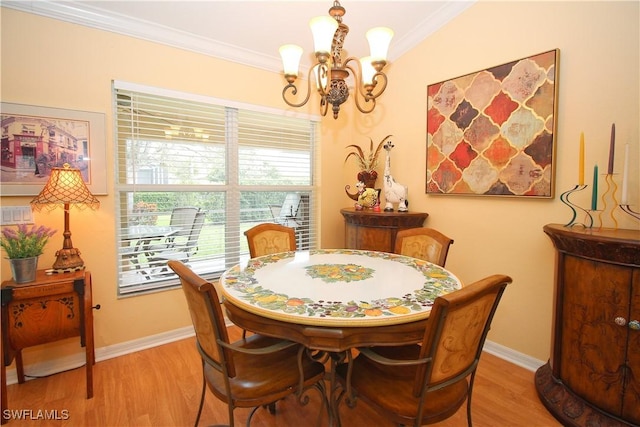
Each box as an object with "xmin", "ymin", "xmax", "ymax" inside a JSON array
[
  {"xmin": 620, "ymin": 204, "xmax": 640, "ymax": 221},
  {"xmin": 598, "ymin": 174, "xmax": 619, "ymax": 229},
  {"xmin": 560, "ymin": 184, "xmax": 593, "ymax": 228}
]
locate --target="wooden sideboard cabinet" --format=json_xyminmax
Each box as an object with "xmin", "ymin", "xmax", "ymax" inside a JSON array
[
  {"xmin": 536, "ymin": 224, "xmax": 640, "ymax": 427},
  {"xmin": 340, "ymin": 207, "xmax": 429, "ymax": 253},
  {"xmin": 1, "ymin": 270, "xmax": 95, "ymax": 424}
]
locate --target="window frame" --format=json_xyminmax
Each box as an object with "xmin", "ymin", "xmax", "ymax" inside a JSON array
[{"xmin": 113, "ymin": 80, "xmax": 319, "ymax": 296}]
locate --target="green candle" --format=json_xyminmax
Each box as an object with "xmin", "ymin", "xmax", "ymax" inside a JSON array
[{"xmin": 591, "ymin": 164, "xmax": 598, "ymax": 211}]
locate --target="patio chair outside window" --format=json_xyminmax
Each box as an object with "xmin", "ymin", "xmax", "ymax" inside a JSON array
[
  {"xmin": 166, "ymin": 206, "xmax": 200, "ymax": 247},
  {"xmin": 269, "ymin": 194, "xmax": 310, "ymax": 250},
  {"xmin": 147, "ymin": 211, "xmax": 206, "ymax": 274}
]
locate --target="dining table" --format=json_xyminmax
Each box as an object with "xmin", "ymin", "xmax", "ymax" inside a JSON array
[{"xmin": 218, "ymin": 248, "xmax": 463, "ymax": 426}]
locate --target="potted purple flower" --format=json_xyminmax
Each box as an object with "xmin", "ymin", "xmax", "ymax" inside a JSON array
[{"xmin": 1, "ymin": 224, "xmax": 56, "ymax": 283}]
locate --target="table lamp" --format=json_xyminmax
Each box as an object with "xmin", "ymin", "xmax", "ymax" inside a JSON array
[{"xmin": 30, "ymin": 163, "xmax": 100, "ymax": 272}]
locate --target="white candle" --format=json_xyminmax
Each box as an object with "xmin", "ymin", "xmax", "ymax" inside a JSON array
[{"xmin": 621, "ymin": 143, "xmax": 629, "ymax": 205}]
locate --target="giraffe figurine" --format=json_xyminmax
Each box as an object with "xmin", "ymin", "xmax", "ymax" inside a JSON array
[{"xmin": 383, "ymin": 140, "xmax": 408, "ymax": 212}]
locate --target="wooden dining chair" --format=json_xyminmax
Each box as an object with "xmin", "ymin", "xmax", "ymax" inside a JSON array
[
  {"xmin": 335, "ymin": 274, "xmax": 512, "ymax": 427},
  {"xmin": 394, "ymin": 227, "xmax": 454, "ymax": 267},
  {"xmin": 244, "ymin": 223, "xmax": 296, "ymax": 258},
  {"xmin": 167, "ymin": 260, "xmax": 326, "ymax": 427}
]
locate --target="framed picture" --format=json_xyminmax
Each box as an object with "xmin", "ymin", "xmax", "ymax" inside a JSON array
[
  {"xmin": 1, "ymin": 103, "xmax": 107, "ymax": 196},
  {"xmin": 426, "ymin": 49, "xmax": 559, "ymax": 197}
]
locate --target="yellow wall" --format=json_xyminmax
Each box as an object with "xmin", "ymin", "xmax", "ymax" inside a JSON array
[
  {"xmin": 0, "ymin": 8, "xmax": 318, "ymax": 358},
  {"xmin": 317, "ymin": 0, "xmax": 639, "ymax": 361},
  {"xmin": 1, "ymin": 1, "xmax": 638, "ymax": 364}
]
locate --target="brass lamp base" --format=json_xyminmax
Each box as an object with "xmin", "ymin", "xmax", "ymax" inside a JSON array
[{"xmin": 52, "ymin": 247, "xmax": 85, "ymax": 270}]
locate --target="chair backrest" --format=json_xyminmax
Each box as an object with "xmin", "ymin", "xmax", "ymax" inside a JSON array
[
  {"xmin": 183, "ymin": 211, "xmax": 205, "ymax": 254},
  {"xmin": 415, "ymin": 274, "xmax": 511, "ymax": 397},
  {"xmin": 167, "ymin": 260, "xmax": 236, "ymax": 377},
  {"xmin": 244, "ymin": 223, "xmax": 296, "ymax": 258},
  {"xmin": 170, "ymin": 207, "xmax": 200, "ymax": 238},
  {"xmin": 394, "ymin": 227, "xmax": 454, "ymax": 267},
  {"xmin": 280, "ymin": 193, "xmax": 301, "ymax": 219},
  {"xmin": 270, "ymin": 193, "xmax": 307, "ymax": 227}
]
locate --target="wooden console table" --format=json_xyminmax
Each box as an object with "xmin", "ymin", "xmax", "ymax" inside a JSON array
[
  {"xmin": 536, "ymin": 224, "xmax": 640, "ymax": 426},
  {"xmin": 1, "ymin": 270, "xmax": 95, "ymax": 424},
  {"xmin": 340, "ymin": 207, "xmax": 428, "ymax": 253}
]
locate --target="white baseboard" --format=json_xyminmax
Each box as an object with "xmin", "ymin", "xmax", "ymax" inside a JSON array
[
  {"xmin": 5, "ymin": 326, "xmax": 195, "ymax": 385},
  {"xmin": 483, "ymin": 340, "xmax": 546, "ymax": 372},
  {"xmin": 5, "ymin": 324, "xmax": 544, "ymax": 385}
]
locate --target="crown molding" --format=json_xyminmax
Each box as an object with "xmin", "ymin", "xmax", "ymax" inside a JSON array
[
  {"xmin": 2, "ymin": 1, "xmax": 474, "ymax": 74},
  {"xmin": 2, "ymin": 0, "xmax": 282, "ymax": 72},
  {"xmin": 391, "ymin": 1, "xmax": 475, "ymax": 59}
]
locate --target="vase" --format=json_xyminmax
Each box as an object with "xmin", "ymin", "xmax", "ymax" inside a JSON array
[
  {"xmin": 357, "ymin": 170, "xmax": 378, "ymax": 189},
  {"xmin": 9, "ymin": 256, "xmax": 39, "ymax": 283}
]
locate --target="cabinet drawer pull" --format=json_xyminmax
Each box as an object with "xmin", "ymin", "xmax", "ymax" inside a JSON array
[{"xmin": 615, "ymin": 317, "xmax": 640, "ymax": 330}]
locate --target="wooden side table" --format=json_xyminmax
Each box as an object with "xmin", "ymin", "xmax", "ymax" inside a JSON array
[
  {"xmin": 1, "ymin": 270, "xmax": 95, "ymax": 424},
  {"xmin": 340, "ymin": 207, "xmax": 429, "ymax": 253}
]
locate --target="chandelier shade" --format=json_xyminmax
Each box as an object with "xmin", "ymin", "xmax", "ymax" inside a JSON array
[
  {"xmin": 31, "ymin": 163, "xmax": 99, "ymax": 271},
  {"xmin": 310, "ymin": 16, "xmax": 339, "ymax": 54},
  {"xmin": 279, "ymin": 44, "xmax": 304, "ymax": 78},
  {"xmin": 359, "ymin": 57, "xmax": 376, "ymax": 86},
  {"xmin": 279, "ymin": 0, "xmax": 393, "ymax": 119},
  {"xmin": 366, "ymin": 27, "xmax": 394, "ymax": 62}
]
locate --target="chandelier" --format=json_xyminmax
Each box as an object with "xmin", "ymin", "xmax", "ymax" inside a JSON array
[{"xmin": 279, "ymin": 1, "xmax": 393, "ymax": 119}]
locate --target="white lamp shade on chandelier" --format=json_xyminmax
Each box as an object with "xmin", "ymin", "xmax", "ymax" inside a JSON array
[
  {"xmin": 279, "ymin": 44, "xmax": 304, "ymax": 77},
  {"xmin": 279, "ymin": 1, "xmax": 393, "ymax": 119},
  {"xmin": 310, "ymin": 16, "xmax": 339, "ymax": 55},
  {"xmin": 366, "ymin": 27, "xmax": 394, "ymax": 62}
]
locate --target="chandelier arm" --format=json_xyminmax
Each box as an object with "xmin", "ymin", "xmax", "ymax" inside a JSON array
[
  {"xmin": 282, "ymin": 82, "xmax": 310, "ymax": 108},
  {"xmin": 316, "ymin": 63, "xmax": 330, "ymax": 97},
  {"xmin": 319, "ymin": 95, "xmax": 329, "ymax": 116},
  {"xmin": 353, "ymin": 92, "xmax": 377, "ymax": 114},
  {"xmin": 282, "ymin": 65, "xmax": 320, "ymax": 108},
  {"xmin": 370, "ymin": 71, "xmax": 388, "ymax": 99},
  {"xmin": 315, "ymin": 63, "xmax": 330, "ymax": 116},
  {"xmin": 344, "ymin": 59, "xmax": 376, "ymax": 114}
]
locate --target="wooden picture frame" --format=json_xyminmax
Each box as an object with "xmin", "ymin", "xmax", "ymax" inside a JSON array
[
  {"xmin": 426, "ymin": 49, "xmax": 559, "ymax": 197},
  {"xmin": 1, "ymin": 103, "xmax": 107, "ymax": 196}
]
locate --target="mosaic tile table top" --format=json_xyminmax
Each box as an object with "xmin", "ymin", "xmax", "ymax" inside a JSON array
[
  {"xmin": 219, "ymin": 249, "xmax": 462, "ymax": 327},
  {"xmin": 427, "ymin": 49, "xmax": 559, "ymax": 197}
]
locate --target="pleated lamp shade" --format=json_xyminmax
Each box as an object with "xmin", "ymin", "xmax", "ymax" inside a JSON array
[{"xmin": 31, "ymin": 163, "xmax": 99, "ymax": 271}]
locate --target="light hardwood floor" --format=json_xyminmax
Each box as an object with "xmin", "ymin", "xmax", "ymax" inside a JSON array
[{"xmin": 4, "ymin": 326, "xmax": 561, "ymax": 426}]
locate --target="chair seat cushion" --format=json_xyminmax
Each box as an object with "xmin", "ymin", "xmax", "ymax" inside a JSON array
[
  {"xmin": 204, "ymin": 334, "xmax": 325, "ymax": 408},
  {"xmin": 336, "ymin": 344, "xmax": 469, "ymax": 425}
]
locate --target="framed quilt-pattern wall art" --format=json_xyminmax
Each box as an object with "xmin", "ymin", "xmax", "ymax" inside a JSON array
[{"xmin": 426, "ymin": 49, "xmax": 559, "ymax": 197}]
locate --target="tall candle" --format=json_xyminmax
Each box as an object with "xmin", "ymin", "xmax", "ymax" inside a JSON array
[
  {"xmin": 591, "ymin": 164, "xmax": 598, "ymax": 211},
  {"xmin": 579, "ymin": 132, "xmax": 585, "ymax": 185},
  {"xmin": 607, "ymin": 123, "xmax": 615, "ymax": 174},
  {"xmin": 621, "ymin": 143, "xmax": 629, "ymax": 205}
]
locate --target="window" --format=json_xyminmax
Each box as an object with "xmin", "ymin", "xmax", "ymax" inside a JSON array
[{"xmin": 114, "ymin": 81, "xmax": 318, "ymax": 296}]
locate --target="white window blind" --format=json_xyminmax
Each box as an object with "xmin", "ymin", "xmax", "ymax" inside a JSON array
[{"xmin": 114, "ymin": 81, "xmax": 318, "ymax": 296}]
